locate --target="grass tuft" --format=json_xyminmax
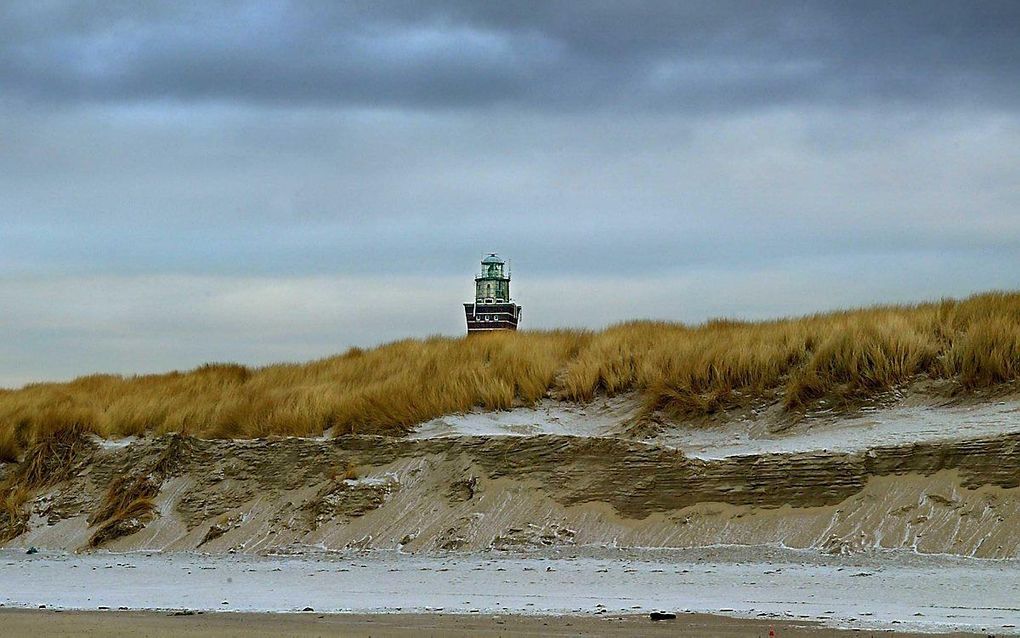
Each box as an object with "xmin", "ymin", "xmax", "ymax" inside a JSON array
[
  {"xmin": 0, "ymin": 421, "xmax": 96, "ymax": 542},
  {"xmin": 87, "ymin": 475, "xmax": 161, "ymax": 529},
  {"xmin": 0, "ymin": 485, "xmax": 30, "ymax": 542},
  {"xmin": 86, "ymin": 495, "xmax": 157, "ymax": 549}
]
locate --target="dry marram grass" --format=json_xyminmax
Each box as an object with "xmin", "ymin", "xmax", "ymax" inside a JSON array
[
  {"xmin": 86, "ymin": 475, "xmax": 158, "ymax": 549},
  {"xmin": 0, "ymin": 421, "xmax": 95, "ymax": 541},
  {"xmin": 0, "ymin": 292, "xmax": 1019, "ymax": 454}
]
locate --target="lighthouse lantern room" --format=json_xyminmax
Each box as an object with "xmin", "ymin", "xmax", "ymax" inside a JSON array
[{"xmin": 464, "ymin": 253, "xmax": 522, "ymax": 333}]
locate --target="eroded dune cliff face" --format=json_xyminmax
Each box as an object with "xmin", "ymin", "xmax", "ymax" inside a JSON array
[{"xmin": 4, "ymin": 400, "xmax": 1019, "ymax": 558}]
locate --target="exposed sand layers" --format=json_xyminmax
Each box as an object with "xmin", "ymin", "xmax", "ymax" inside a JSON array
[{"xmin": 3, "ymin": 394, "xmax": 1019, "ymax": 558}]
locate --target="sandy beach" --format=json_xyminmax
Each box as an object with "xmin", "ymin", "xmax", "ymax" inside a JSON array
[{"xmin": 0, "ymin": 609, "xmax": 994, "ymax": 638}]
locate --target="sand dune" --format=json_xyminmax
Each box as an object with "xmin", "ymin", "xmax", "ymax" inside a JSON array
[{"xmin": 2, "ymin": 393, "xmax": 1018, "ymax": 558}]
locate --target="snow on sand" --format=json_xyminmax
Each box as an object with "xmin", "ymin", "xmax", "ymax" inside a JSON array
[{"xmin": 2, "ymin": 548, "xmax": 1019, "ymax": 634}]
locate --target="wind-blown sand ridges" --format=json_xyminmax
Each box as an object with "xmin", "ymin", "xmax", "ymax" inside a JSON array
[{"xmin": 3, "ymin": 424, "xmax": 1019, "ymax": 557}]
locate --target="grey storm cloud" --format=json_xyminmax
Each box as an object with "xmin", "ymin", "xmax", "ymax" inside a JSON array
[
  {"xmin": 2, "ymin": 1, "xmax": 1020, "ymax": 386},
  {"xmin": 2, "ymin": 1, "xmax": 1020, "ymax": 111}
]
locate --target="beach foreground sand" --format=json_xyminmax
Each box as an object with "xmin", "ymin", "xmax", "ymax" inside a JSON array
[
  {"xmin": 4, "ymin": 548, "xmax": 1019, "ymax": 634},
  {"xmin": 0, "ymin": 609, "xmax": 990, "ymax": 637}
]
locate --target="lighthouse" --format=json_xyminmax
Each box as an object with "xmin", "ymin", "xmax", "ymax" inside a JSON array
[{"xmin": 464, "ymin": 253, "xmax": 522, "ymax": 333}]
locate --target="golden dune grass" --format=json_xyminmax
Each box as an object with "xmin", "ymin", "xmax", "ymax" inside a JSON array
[{"xmin": 0, "ymin": 291, "xmax": 1019, "ymax": 459}]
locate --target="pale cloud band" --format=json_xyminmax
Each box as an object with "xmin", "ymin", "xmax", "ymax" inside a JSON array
[{"xmin": 2, "ymin": 248, "xmax": 1014, "ymax": 387}]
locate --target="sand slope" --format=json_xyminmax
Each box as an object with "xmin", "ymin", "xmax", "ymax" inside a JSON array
[{"xmin": 3, "ymin": 395, "xmax": 1019, "ymax": 558}]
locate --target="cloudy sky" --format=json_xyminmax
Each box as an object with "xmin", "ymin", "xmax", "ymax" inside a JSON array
[{"xmin": 2, "ymin": 1, "xmax": 1019, "ymax": 386}]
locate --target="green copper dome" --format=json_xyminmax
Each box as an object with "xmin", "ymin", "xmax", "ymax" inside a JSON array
[{"xmin": 481, "ymin": 253, "xmax": 504, "ymax": 265}]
